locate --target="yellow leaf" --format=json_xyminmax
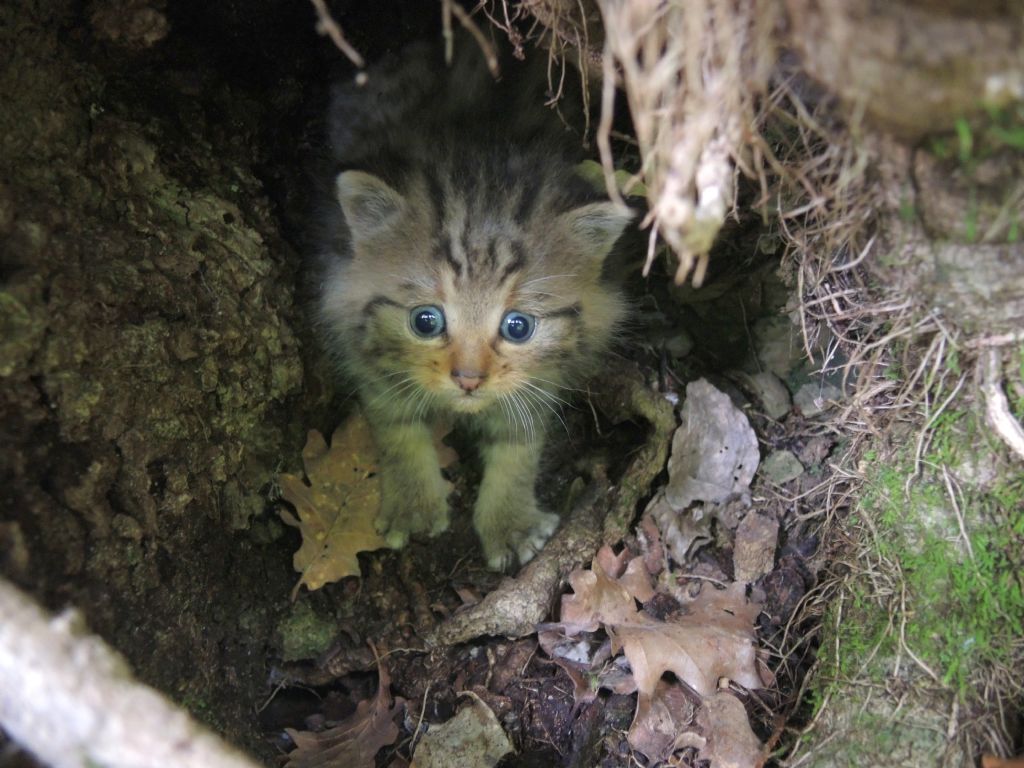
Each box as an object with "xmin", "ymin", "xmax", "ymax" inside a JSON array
[{"xmin": 279, "ymin": 412, "xmax": 390, "ymax": 596}]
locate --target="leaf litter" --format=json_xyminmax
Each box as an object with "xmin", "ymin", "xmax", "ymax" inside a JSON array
[
  {"xmin": 531, "ymin": 379, "xmax": 786, "ymax": 766},
  {"xmin": 270, "ymin": 373, "xmax": 813, "ymax": 768},
  {"xmin": 539, "ymin": 543, "xmax": 768, "ymax": 766},
  {"xmin": 645, "ymin": 378, "xmax": 764, "ymax": 565}
]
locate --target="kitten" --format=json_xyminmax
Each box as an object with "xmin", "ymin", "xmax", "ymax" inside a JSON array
[{"xmin": 313, "ymin": 41, "xmax": 632, "ymax": 569}]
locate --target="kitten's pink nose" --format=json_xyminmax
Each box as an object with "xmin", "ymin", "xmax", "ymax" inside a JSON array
[{"xmin": 451, "ymin": 369, "xmax": 485, "ymax": 392}]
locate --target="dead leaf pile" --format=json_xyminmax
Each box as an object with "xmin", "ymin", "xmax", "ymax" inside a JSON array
[
  {"xmin": 284, "ymin": 659, "xmax": 405, "ymax": 768},
  {"xmin": 278, "ymin": 412, "xmax": 390, "ymax": 597},
  {"xmin": 539, "ymin": 545, "xmax": 768, "ymax": 766}
]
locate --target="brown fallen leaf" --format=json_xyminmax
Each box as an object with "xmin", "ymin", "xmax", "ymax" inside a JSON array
[
  {"xmin": 983, "ymin": 757, "xmax": 1024, "ymax": 768},
  {"xmin": 628, "ymin": 679, "xmax": 696, "ymax": 763},
  {"xmin": 558, "ymin": 557, "xmax": 640, "ymax": 634},
  {"xmin": 594, "ymin": 544, "xmax": 657, "ymax": 603},
  {"xmin": 543, "ymin": 556, "xmax": 766, "ymax": 765},
  {"xmin": 279, "ymin": 413, "xmax": 390, "ymax": 597},
  {"xmin": 285, "ymin": 657, "xmax": 405, "ymax": 768},
  {"xmin": 612, "ymin": 594, "xmax": 763, "ymax": 699},
  {"xmin": 695, "ymin": 691, "xmax": 764, "ymax": 768},
  {"xmin": 559, "ymin": 559, "xmax": 763, "ymax": 698}
]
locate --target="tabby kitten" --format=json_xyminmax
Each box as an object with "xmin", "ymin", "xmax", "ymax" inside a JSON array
[{"xmin": 314, "ymin": 42, "xmax": 632, "ymax": 569}]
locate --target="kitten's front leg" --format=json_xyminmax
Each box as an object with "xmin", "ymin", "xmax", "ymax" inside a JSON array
[
  {"xmin": 474, "ymin": 437, "xmax": 560, "ymax": 570},
  {"xmin": 369, "ymin": 417, "xmax": 450, "ymax": 548}
]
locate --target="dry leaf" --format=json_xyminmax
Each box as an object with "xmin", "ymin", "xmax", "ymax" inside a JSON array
[
  {"xmin": 285, "ymin": 659, "xmax": 404, "ymax": 768},
  {"xmin": 556, "ymin": 561, "xmax": 763, "ymax": 698},
  {"xmin": 733, "ymin": 511, "xmax": 780, "ymax": 583},
  {"xmin": 594, "ymin": 544, "xmax": 657, "ymax": 603},
  {"xmin": 983, "ymin": 758, "xmax": 1024, "ymax": 768},
  {"xmin": 646, "ymin": 379, "xmax": 761, "ymax": 565},
  {"xmin": 558, "ymin": 558, "xmax": 641, "ymax": 634},
  {"xmin": 665, "ymin": 378, "xmax": 760, "ymax": 510},
  {"xmin": 643, "ymin": 492, "xmax": 713, "ymax": 563},
  {"xmin": 544, "ymin": 558, "xmax": 766, "ymax": 765},
  {"xmin": 695, "ymin": 691, "xmax": 764, "ymax": 768},
  {"xmin": 628, "ymin": 680, "xmax": 697, "ymax": 763},
  {"xmin": 612, "ymin": 603, "xmax": 762, "ymax": 698},
  {"xmin": 279, "ymin": 413, "xmax": 390, "ymax": 596}
]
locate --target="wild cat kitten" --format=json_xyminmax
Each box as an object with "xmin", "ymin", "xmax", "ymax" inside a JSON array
[{"xmin": 314, "ymin": 41, "xmax": 632, "ymax": 569}]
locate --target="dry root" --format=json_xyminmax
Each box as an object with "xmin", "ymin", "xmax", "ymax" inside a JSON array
[{"xmin": 595, "ymin": 0, "xmax": 778, "ymax": 286}]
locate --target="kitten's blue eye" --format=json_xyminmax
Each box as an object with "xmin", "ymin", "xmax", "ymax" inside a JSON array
[
  {"xmin": 410, "ymin": 305, "xmax": 445, "ymax": 338},
  {"xmin": 500, "ymin": 311, "xmax": 536, "ymax": 343}
]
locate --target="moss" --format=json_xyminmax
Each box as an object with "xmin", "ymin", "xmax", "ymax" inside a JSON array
[
  {"xmin": 277, "ymin": 600, "xmax": 340, "ymax": 662},
  {"xmin": 0, "ymin": 290, "xmax": 45, "ymax": 377},
  {"xmin": 822, "ymin": 409, "xmax": 1024, "ymax": 699}
]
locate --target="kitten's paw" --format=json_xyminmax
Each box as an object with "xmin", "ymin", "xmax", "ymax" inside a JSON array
[
  {"xmin": 376, "ymin": 472, "xmax": 450, "ymax": 547},
  {"xmin": 476, "ymin": 505, "xmax": 560, "ymax": 571}
]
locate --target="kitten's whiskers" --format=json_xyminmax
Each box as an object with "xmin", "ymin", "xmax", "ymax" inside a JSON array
[
  {"xmin": 520, "ymin": 382, "xmax": 568, "ymax": 436},
  {"xmin": 519, "ymin": 273, "xmax": 577, "ymax": 287}
]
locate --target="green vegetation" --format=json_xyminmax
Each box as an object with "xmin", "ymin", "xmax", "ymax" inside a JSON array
[{"xmin": 820, "ymin": 408, "xmax": 1024, "ymax": 698}]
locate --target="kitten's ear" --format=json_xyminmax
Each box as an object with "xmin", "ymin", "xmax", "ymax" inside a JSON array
[
  {"xmin": 561, "ymin": 202, "xmax": 636, "ymax": 260},
  {"xmin": 335, "ymin": 170, "xmax": 405, "ymax": 240}
]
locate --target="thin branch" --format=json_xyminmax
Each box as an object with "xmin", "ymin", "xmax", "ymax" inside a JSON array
[
  {"xmin": 309, "ymin": 0, "xmax": 365, "ymax": 68},
  {"xmin": 443, "ymin": 0, "xmax": 500, "ymax": 77},
  {"xmin": 981, "ymin": 348, "xmax": 1024, "ymax": 461},
  {"xmin": 0, "ymin": 578, "xmax": 262, "ymax": 768}
]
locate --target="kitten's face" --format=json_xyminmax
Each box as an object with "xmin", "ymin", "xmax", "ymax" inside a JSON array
[
  {"xmin": 321, "ymin": 168, "xmax": 631, "ymax": 427},
  {"xmin": 360, "ymin": 250, "xmax": 583, "ymax": 417}
]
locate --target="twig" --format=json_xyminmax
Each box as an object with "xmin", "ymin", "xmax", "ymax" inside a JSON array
[
  {"xmin": 442, "ymin": 0, "xmax": 500, "ymax": 77},
  {"xmin": 942, "ymin": 465, "xmax": 975, "ymax": 564},
  {"xmin": 966, "ymin": 330, "xmax": 1024, "ymax": 348},
  {"xmin": 408, "ymin": 682, "xmax": 432, "ymax": 753},
  {"xmin": 309, "ymin": 0, "xmax": 365, "ymax": 68},
  {"xmin": 981, "ymin": 348, "xmax": 1024, "ymax": 461}
]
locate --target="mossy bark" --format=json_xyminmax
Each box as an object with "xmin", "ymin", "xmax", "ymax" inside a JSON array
[{"xmin": 0, "ymin": 0, "xmax": 310, "ymax": 755}]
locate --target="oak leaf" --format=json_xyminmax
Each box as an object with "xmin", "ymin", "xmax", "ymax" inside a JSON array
[
  {"xmin": 285, "ymin": 659, "xmax": 404, "ymax": 768},
  {"xmin": 610, "ymin": 581, "xmax": 763, "ymax": 698},
  {"xmin": 279, "ymin": 413, "xmax": 389, "ymax": 597},
  {"xmin": 545, "ymin": 553, "xmax": 766, "ymax": 765},
  {"xmin": 694, "ymin": 691, "xmax": 765, "ymax": 768}
]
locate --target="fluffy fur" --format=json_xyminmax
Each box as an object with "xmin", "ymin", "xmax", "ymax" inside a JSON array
[{"xmin": 313, "ymin": 41, "xmax": 632, "ymax": 569}]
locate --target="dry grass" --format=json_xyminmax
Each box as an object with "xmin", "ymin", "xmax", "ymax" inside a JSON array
[
  {"xmin": 762, "ymin": 66, "xmax": 1023, "ymax": 768},
  {"xmin": 486, "ymin": 0, "xmax": 778, "ymax": 287}
]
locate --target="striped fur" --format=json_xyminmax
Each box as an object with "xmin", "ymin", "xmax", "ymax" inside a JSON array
[{"xmin": 313, "ymin": 41, "xmax": 632, "ymax": 569}]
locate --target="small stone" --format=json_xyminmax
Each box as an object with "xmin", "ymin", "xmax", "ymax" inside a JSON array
[
  {"xmin": 734, "ymin": 511, "xmax": 780, "ymax": 583},
  {"xmin": 753, "ymin": 315, "xmax": 802, "ymax": 379},
  {"xmin": 761, "ymin": 450, "xmax": 804, "ymax": 484},
  {"xmin": 665, "ymin": 330, "xmax": 694, "ymax": 359},
  {"xmin": 793, "ymin": 382, "xmax": 843, "ymax": 417},
  {"xmin": 733, "ymin": 370, "xmax": 792, "ymax": 420}
]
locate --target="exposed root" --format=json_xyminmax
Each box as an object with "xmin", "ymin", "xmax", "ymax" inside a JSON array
[{"xmin": 981, "ymin": 348, "xmax": 1024, "ymax": 461}]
